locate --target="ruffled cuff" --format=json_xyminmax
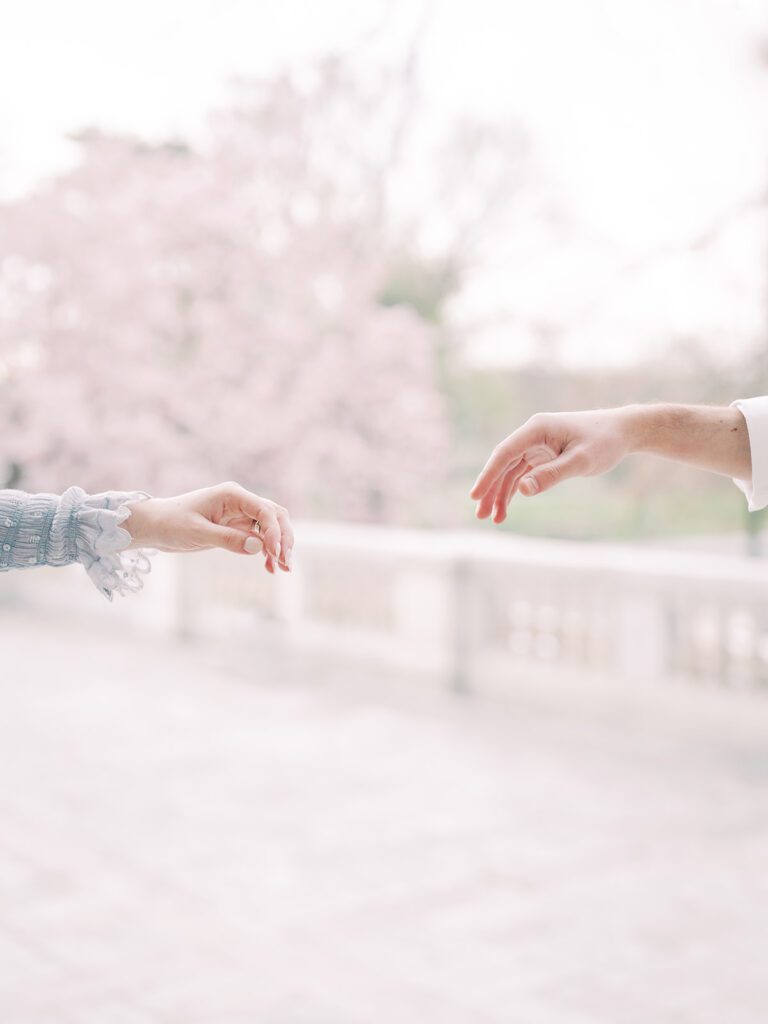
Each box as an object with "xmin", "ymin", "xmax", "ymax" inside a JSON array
[{"xmin": 72, "ymin": 489, "xmax": 154, "ymax": 600}]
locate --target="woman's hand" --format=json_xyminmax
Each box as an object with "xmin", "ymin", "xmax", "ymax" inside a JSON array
[
  {"xmin": 470, "ymin": 409, "xmax": 634, "ymax": 523},
  {"xmin": 124, "ymin": 482, "xmax": 294, "ymax": 573}
]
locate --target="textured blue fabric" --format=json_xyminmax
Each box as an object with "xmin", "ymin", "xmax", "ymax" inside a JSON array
[{"xmin": 0, "ymin": 487, "xmax": 152, "ymax": 599}]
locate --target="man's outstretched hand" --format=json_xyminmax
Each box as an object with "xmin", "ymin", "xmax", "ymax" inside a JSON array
[
  {"xmin": 124, "ymin": 481, "xmax": 294, "ymax": 574},
  {"xmin": 470, "ymin": 409, "xmax": 634, "ymax": 523},
  {"xmin": 470, "ymin": 404, "xmax": 752, "ymax": 524}
]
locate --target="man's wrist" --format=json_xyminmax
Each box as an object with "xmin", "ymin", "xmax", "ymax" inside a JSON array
[
  {"xmin": 616, "ymin": 404, "xmax": 711, "ymax": 457},
  {"xmin": 615, "ymin": 404, "xmax": 664, "ymax": 456}
]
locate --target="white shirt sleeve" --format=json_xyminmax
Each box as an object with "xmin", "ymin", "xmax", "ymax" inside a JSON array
[{"xmin": 731, "ymin": 396, "xmax": 768, "ymax": 511}]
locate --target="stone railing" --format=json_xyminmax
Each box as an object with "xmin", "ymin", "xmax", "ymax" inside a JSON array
[{"xmin": 173, "ymin": 523, "xmax": 768, "ymax": 693}]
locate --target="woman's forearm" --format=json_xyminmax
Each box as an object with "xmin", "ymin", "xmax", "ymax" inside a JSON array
[
  {"xmin": 621, "ymin": 404, "xmax": 752, "ymax": 480},
  {"xmin": 0, "ymin": 480, "xmax": 295, "ymax": 600}
]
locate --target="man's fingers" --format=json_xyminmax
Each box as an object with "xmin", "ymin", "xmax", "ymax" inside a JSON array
[
  {"xmin": 489, "ymin": 468, "xmax": 516, "ymax": 523},
  {"xmin": 470, "ymin": 424, "xmax": 540, "ymax": 500},
  {"xmin": 470, "ymin": 445, "xmax": 521, "ymax": 502},
  {"xmin": 492, "ymin": 461, "xmax": 530, "ymax": 522},
  {"xmin": 474, "ymin": 457, "xmax": 524, "ymax": 518},
  {"xmin": 519, "ymin": 448, "xmax": 586, "ymax": 496}
]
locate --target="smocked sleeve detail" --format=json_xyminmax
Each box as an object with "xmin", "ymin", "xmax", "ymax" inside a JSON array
[{"xmin": 0, "ymin": 486, "xmax": 153, "ymax": 600}]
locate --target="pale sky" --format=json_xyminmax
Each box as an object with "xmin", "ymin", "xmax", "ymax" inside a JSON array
[{"xmin": 1, "ymin": 0, "xmax": 767, "ymax": 368}]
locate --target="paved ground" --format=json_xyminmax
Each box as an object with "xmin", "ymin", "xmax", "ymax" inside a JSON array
[{"xmin": 2, "ymin": 609, "xmax": 768, "ymax": 1023}]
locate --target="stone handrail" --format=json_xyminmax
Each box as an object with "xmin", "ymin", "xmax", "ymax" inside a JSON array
[{"xmin": 175, "ymin": 523, "xmax": 768, "ymax": 692}]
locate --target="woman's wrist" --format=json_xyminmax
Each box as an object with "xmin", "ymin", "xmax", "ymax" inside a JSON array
[{"xmin": 123, "ymin": 497, "xmax": 155, "ymax": 547}]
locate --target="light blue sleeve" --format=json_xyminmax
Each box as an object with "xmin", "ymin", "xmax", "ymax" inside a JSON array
[{"xmin": 0, "ymin": 486, "xmax": 153, "ymax": 599}]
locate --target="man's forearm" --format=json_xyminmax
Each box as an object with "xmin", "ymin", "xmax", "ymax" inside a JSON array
[
  {"xmin": 472, "ymin": 399, "xmax": 761, "ymax": 518},
  {"xmin": 621, "ymin": 404, "xmax": 752, "ymax": 481}
]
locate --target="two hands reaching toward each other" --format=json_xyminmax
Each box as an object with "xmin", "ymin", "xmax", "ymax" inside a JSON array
[
  {"xmin": 126, "ymin": 402, "xmax": 749, "ymax": 573},
  {"xmin": 124, "ymin": 481, "xmax": 294, "ymax": 574},
  {"xmin": 470, "ymin": 404, "xmax": 752, "ymax": 523},
  {"xmin": 128, "ymin": 406, "xmax": 751, "ymax": 569},
  {"xmin": 0, "ymin": 403, "xmax": 756, "ymax": 598}
]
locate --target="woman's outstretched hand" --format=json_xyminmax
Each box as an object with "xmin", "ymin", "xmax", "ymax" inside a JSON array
[
  {"xmin": 124, "ymin": 482, "xmax": 294, "ymax": 573},
  {"xmin": 470, "ymin": 410, "xmax": 632, "ymax": 523}
]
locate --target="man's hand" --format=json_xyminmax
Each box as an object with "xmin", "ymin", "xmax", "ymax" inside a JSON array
[
  {"xmin": 470, "ymin": 404, "xmax": 751, "ymax": 524},
  {"xmin": 470, "ymin": 409, "xmax": 632, "ymax": 522},
  {"xmin": 124, "ymin": 481, "xmax": 294, "ymax": 574}
]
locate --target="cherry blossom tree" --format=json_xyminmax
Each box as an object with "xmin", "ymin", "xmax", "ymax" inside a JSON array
[{"xmin": 0, "ymin": 61, "xmax": 464, "ymax": 523}]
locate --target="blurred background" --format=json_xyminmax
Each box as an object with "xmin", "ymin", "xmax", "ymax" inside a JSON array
[{"xmin": 3, "ymin": 2, "xmax": 768, "ymax": 1022}]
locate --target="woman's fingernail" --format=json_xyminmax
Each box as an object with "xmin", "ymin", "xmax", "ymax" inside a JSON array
[
  {"xmin": 520, "ymin": 476, "xmax": 539, "ymax": 495},
  {"xmin": 284, "ymin": 548, "xmax": 293, "ymax": 569},
  {"xmin": 245, "ymin": 536, "xmax": 260, "ymax": 554}
]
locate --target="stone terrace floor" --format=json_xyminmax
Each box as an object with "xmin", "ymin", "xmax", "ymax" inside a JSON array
[{"xmin": 2, "ymin": 608, "xmax": 768, "ymax": 1024}]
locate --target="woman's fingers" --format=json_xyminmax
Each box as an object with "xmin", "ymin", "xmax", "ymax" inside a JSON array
[
  {"xmin": 274, "ymin": 507, "xmax": 294, "ymax": 571},
  {"xmin": 194, "ymin": 483, "xmax": 295, "ymax": 573},
  {"xmin": 229, "ymin": 484, "xmax": 294, "ymax": 571},
  {"xmin": 220, "ymin": 484, "xmax": 282, "ymax": 563},
  {"xmin": 237, "ymin": 491, "xmax": 293, "ymax": 571},
  {"xmin": 195, "ymin": 523, "xmax": 280, "ymax": 576},
  {"xmin": 258, "ymin": 518, "xmax": 282, "ymax": 564},
  {"xmin": 198, "ymin": 523, "xmax": 263, "ymax": 556}
]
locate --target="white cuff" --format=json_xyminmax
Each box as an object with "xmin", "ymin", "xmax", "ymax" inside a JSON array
[
  {"xmin": 731, "ymin": 397, "xmax": 768, "ymax": 511},
  {"xmin": 73, "ymin": 489, "xmax": 154, "ymax": 600}
]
